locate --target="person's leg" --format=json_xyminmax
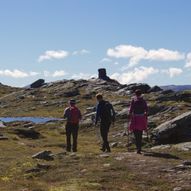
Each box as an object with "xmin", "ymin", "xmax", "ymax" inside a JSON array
[
  {"xmin": 105, "ymin": 122, "xmax": 111, "ymax": 152},
  {"xmin": 72, "ymin": 124, "xmax": 79, "ymax": 152},
  {"xmin": 65, "ymin": 123, "xmax": 72, "ymax": 152},
  {"xmin": 100, "ymin": 122, "xmax": 111, "ymax": 152},
  {"xmin": 137, "ymin": 130, "xmax": 143, "ymax": 153},
  {"xmin": 100, "ymin": 123, "xmax": 106, "ymax": 152},
  {"xmin": 133, "ymin": 130, "xmax": 143, "ymax": 153}
]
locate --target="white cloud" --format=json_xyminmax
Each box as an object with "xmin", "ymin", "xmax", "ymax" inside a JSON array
[
  {"xmin": 52, "ymin": 70, "xmax": 67, "ymax": 77},
  {"xmin": 42, "ymin": 70, "xmax": 67, "ymax": 78},
  {"xmin": 29, "ymin": 71, "xmax": 40, "ymax": 76},
  {"xmin": 147, "ymin": 49, "xmax": 184, "ymax": 61},
  {"xmin": 110, "ymin": 66, "xmax": 159, "ymax": 84},
  {"xmin": 72, "ymin": 49, "xmax": 90, "ymax": 55},
  {"xmin": 43, "ymin": 71, "xmax": 50, "ymax": 77},
  {"xmin": 100, "ymin": 58, "xmax": 112, "ymax": 63},
  {"xmin": 38, "ymin": 50, "xmax": 69, "ymax": 62},
  {"xmin": 107, "ymin": 44, "xmax": 185, "ymax": 67},
  {"xmin": 162, "ymin": 67, "xmax": 183, "ymax": 78},
  {"xmin": 71, "ymin": 73, "xmax": 96, "ymax": 80},
  {"xmin": 0, "ymin": 69, "xmax": 39, "ymax": 78},
  {"xmin": 184, "ymin": 52, "xmax": 191, "ymax": 68}
]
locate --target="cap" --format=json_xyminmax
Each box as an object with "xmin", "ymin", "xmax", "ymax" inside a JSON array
[{"xmin": 69, "ymin": 99, "xmax": 76, "ymax": 104}]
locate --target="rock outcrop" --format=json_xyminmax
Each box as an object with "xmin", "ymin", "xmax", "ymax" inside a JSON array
[
  {"xmin": 30, "ymin": 79, "xmax": 45, "ymax": 88},
  {"xmin": 151, "ymin": 111, "xmax": 191, "ymax": 144}
]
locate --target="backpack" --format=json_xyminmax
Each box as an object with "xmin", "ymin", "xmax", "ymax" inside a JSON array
[
  {"xmin": 69, "ymin": 106, "xmax": 80, "ymax": 124},
  {"xmin": 100, "ymin": 101, "xmax": 115, "ymax": 123},
  {"xmin": 132, "ymin": 97, "xmax": 146, "ymax": 114}
]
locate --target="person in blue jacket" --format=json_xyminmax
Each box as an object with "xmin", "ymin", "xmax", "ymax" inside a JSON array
[{"xmin": 95, "ymin": 93, "xmax": 115, "ymax": 152}]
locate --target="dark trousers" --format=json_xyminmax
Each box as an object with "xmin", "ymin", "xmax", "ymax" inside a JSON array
[
  {"xmin": 133, "ymin": 130, "xmax": 143, "ymax": 152},
  {"xmin": 100, "ymin": 121, "xmax": 111, "ymax": 152},
  {"xmin": 66, "ymin": 123, "xmax": 79, "ymax": 152}
]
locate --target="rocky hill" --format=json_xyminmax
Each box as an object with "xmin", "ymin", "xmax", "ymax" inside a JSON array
[{"xmin": 0, "ymin": 78, "xmax": 191, "ymax": 191}]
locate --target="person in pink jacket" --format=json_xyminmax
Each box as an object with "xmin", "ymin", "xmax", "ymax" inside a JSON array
[{"xmin": 129, "ymin": 89, "xmax": 148, "ymax": 154}]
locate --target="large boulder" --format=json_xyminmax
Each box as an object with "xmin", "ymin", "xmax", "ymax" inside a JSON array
[
  {"xmin": 156, "ymin": 91, "xmax": 191, "ymax": 102},
  {"xmin": 30, "ymin": 79, "xmax": 45, "ymax": 88},
  {"xmin": 148, "ymin": 86, "xmax": 162, "ymax": 93},
  {"xmin": 126, "ymin": 83, "xmax": 151, "ymax": 93},
  {"xmin": 151, "ymin": 111, "xmax": 191, "ymax": 144}
]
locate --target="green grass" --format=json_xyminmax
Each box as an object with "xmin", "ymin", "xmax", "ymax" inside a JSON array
[{"xmin": 0, "ymin": 121, "xmax": 189, "ymax": 191}]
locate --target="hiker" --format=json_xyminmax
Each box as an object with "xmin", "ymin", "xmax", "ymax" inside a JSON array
[
  {"xmin": 128, "ymin": 89, "xmax": 148, "ymax": 154},
  {"xmin": 63, "ymin": 99, "xmax": 82, "ymax": 152},
  {"xmin": 95, "ymin": 93, "xmax": 115, "ymax": 152}
]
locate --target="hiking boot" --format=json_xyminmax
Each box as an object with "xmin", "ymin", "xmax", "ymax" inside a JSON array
[
  {"xmin": 100, "ymin": 147, "xmax": 106, "ymax": 152},
  {"xmin": 100, "ymin": 144, "xmax": 106, "ymax": 152},
  {"xmin": 137, "ymin": 150, "xmax": 142, "ymax": 154}
]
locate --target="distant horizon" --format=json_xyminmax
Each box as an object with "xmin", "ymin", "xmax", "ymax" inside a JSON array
[
  {"xmin": 0, "ymin": 1, "xmax": 191, "ymax": 87},
  {"xmin": 1, "ymin": 76, "xmax": 191, "ymax": 89}
]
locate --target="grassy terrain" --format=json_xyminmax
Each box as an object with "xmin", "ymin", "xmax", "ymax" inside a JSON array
[
  {"xmin": 0, "ymin": 121, "xmax": 191, "ymax": 191},
  {"xmin": 1, "ymin": 80, "xmax": 191, "ymax": 190}
]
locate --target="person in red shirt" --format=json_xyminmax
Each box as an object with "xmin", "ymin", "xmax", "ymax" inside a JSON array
[{"xmin": 64, "ymin": 99, "xmax": 82, "ymax": 152}]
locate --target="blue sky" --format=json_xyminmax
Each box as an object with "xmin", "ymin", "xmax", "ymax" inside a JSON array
[{"xmin": 0, "ymin": 0, "xmax": 191, "ymax": 87}]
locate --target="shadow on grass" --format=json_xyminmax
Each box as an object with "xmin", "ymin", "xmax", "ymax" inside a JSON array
[{"xmin": 143, "ymin": 151, "xmax": 180, "ymax": 160}]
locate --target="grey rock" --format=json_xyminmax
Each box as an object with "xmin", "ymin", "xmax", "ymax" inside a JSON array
[
  {"xmin": 111, "ymin": 100, "xmax": 129, "ymax": 107},
  {"xmin": 0, "ymin": 121, "xmax": 6, "ymax": 128},
  {"xmin": 63, "ymin": 89, "xmax": 80, "ymax": 97},
  {"xmin": 156, "ymin": 91, "xmax": 191, "ymax": 102},
  {"xmin": 173, "ymin": 187, "xmax": 183, "ymax": 191},
  {"xmin": 151, "ymin": 111, "xmax": 191, "ymax": 144},
  {"xmin": 99, "ymin": 153, "xmax": 110, "ymax": 158},
  {"xmin": 126, "ymin": 83, "xmax": 151, "ymax": 93},
  {"xmin": 173, "ymin": 142, "xmax": 191, "ymax": 151},
  {"xmin": 86, "ymin": 107, "xmax": 96, "ymax": 112},
  {"xmin": 30, "ymin": 79, "xmax": 45, "ymax": 88},
  {"xmin": 80, "ymin": 118, "xmax": 93, "ymax": 128},
  {"xmin": 0, "ymin": 136, "xmax": 9, "ymax": 140},
  {"xmin": 32, "ymin": 150, "xmax": 54, "ymax": 160},
  {"xmin": 148, "ymin": 86, "xmax": 162, "ymax": 93},
  {"xmin": 183, "ymin": 161, "xmax": 191, "ymax": 166},
  {"xmin": 151, "ymin": 145, "xmax": 171, "ymax": 150},
  {"xmin": 116, "ymin": 108, "xmax": 128, "ymax": 119},
  {"xmin": 148, "ymin": 105, "xmax": 167, "ymax": 116},
  {"xmin": 110, "ymin": 142, "xmax": 118, "ymax": 148}
]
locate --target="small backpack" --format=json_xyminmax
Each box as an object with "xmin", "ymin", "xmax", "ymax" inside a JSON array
[
  {"xmin": 69, "ymin": 106, "xmax": 80, "ymax": 124},
  {"xmin": 100, "ymin": 101, "xmax": 115, "ymax": 122},
  {"xmin": 132, "ymin": 97, "xmax": 146, "ymax": 114}
]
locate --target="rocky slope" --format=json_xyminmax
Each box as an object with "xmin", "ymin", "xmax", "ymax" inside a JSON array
[{"xmin": 0, "ymin": 78, "xmax": 191, "ymax": 190}]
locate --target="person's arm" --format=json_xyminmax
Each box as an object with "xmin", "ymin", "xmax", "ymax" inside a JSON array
[
  {"xmin": 95, "ymin": 103, "xmax": 101, "ymax": 125},
  {"xmin": 79, "ymin": 109, "xmax": 82, "ymax": 121},
  {"xmin": 144, "ymin": 100, "xmax": 148, "ymax": 116},
  {"xmin": 63, "ymin": 108, "xmax": 69, "ymax": 119},
  {"xmin": 128, "ymin": 99, "xmax": 134, "ymax": 120},
  {"xmin": 110, "ymin": 104, "xmax": 116, "ymax": 123}
]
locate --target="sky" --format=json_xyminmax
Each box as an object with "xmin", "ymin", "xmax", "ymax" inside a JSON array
[{"xmin": 0, "ymin": 0, "xmax": 191, "ymax": 87}]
